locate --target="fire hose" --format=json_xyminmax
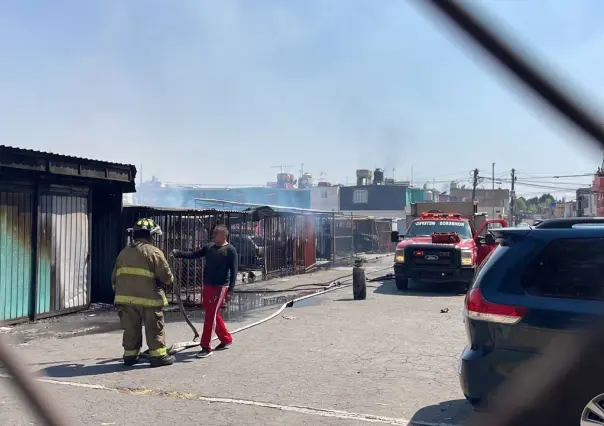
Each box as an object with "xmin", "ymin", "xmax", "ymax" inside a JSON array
[{"xmin": 153, "ymin": 264, "xmax": 394, "ymax": 356}]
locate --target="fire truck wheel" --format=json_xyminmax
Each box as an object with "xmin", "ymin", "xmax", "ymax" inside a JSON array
[{"xmin": 395, "ymin": 278, "xmax": 409, "ymax": 291}]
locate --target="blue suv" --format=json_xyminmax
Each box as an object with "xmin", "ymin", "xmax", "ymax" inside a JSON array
[{"xmin": 459, "ymin": 218, "xmax": 604, "ymax": 422}]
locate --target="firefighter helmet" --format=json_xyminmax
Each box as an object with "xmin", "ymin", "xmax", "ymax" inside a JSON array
[{"xmin": 129, "ymin": 218, "xmax": 162, "ymax": 236}]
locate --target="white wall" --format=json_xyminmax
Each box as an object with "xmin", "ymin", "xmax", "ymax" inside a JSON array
[
  {"xmin": 589, "ymin": 193, "xmax": 597, "ymax": 216},
  {"xmin": 310, "ymin": 186, "xmax": 340, "ymax": 211},
  {"xmin": 478, "ymin": 205, "xmax": 506, "ymax": 220},
  {"xmin": 340, "ymin": 210, "xmax": 406, "ymax": 219}
]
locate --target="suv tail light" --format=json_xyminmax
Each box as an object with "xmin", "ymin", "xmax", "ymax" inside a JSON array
[{"xmin": 464, "ymin": 288, "xmax": 528, "ymax": 325}]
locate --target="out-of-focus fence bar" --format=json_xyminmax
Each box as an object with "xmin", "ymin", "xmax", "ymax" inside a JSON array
[{"xmin": 122, "ymin": 205, "xmax": 397, "ymax": 306}]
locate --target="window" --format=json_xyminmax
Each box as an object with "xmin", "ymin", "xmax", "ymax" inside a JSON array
[
  {"xmin": 406, "ymin": 220, "xmax": 472, "ymax": 239},
  {"xmin": 471, "ymin": 245, "xmax": 508, "ymax": 289},
  {"xmin": 521, "ymin": 238, "xmax": 604, "ymax": 300},
  {"xmin": 321, "ymin": 190, "xmax": 328, "ymax": 199},
  {"xmin": 353, "ymin": 189, "xmax": 368, "ymax": 204}
]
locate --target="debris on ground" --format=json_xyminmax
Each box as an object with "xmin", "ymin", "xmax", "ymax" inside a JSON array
[{"xmin": 367, "ymin": 273, "xmax": 394, "ymax": 282}]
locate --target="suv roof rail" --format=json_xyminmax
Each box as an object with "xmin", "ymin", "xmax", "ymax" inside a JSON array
[{"xmin": 533, "ymin": 217, "xmax": 604, "ymax": 229}]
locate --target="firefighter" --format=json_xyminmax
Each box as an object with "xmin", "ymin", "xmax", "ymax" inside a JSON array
[{"xmin": 111, "ymin": 218, "xmax": 176, "ymax": 367}]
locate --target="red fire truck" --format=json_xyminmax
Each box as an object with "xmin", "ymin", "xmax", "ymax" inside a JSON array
[{"xmin": 390, "ymin": 202, "xmax": 507, "ymax": 291}]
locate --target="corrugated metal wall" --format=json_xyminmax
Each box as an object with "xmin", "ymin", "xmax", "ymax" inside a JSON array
[
  {"xmin": 0, "ymin": 190, "xmax": 33, "ymax": 323},
  {"xmin": 37, "ymin": 194, "xmax": 90, "ymax": 315}
]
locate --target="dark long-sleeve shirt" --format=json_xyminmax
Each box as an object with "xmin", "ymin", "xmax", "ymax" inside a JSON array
[{"xmin": 178, "ymin": 243, "xmax": 238, "ymax": 293}]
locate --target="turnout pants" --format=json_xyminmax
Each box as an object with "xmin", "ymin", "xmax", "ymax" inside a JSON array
[
  {"xmin": 119, "ymin": 305, "xmax": 167, "ymax": 359},
  {"xmin": 201, "ymin": 285, "xmax": 233, "ymax": 350}
]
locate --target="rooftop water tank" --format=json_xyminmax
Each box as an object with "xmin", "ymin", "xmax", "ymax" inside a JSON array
[
  {"xmin": 356, "ymin": 169, "xmax": 373, "ymax": 186},
  {"xmin": 373, "ymin": 168, "xmax": 384, "ymax": 185}
]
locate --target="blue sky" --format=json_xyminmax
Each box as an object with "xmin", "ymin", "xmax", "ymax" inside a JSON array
[{"xmin": 1, "ymin": 1, "xmax": 604, "ymax": 198}]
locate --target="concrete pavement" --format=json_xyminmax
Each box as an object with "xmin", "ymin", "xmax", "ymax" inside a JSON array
[{"xmin": 0, "ymin": 256, "xmax": 474, "ymax": 425}]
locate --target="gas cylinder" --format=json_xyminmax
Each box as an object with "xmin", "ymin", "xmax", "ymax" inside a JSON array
[{"xmin": 352, "ymin": 258, "xmax": 367, "ymax": 300}]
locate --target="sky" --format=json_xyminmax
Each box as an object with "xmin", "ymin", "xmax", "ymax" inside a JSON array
[{"xmin": 1, "ymin": 0, "xmax": 604, "ymax": 198}]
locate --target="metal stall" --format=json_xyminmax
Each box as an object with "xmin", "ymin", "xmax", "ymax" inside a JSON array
[{"xmin": 0, "ymin": 145, "xmax": 136, "ymax": 325}]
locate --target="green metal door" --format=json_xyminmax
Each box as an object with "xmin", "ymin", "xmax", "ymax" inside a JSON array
[{"xmin": 0, "ymin": 190, "xmax": 33, "ymax": 323}]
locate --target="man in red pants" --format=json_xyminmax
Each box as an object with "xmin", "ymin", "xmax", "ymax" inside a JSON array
[{"xmin": 173, "ymin": 224, "xmax": 238, "ymax": 358}]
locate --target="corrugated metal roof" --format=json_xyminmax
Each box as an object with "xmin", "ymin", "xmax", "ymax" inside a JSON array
[
  {"xmin": 123, "ymin": 205, "xmax": 244, "ymax": 215},
  {"xmin": 0, "ymin": 145, "xmax": 134, "ymax": 168},
  {"xmin": 194, "ymin": 197, "xmax": 334, "ymax": 214}
]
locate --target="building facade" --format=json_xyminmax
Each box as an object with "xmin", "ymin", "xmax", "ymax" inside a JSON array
[
  {"xmin": 339, "ymin": 184, "xmax": 408, "ymax": 219},
  {"xmin": 310, "ymin": 186, "xmax": 340, "ymax": 211},
  {"xmin": 577, "ymin": 187, "xmax": 596, "ymax": 217},
  {"xmin": 449, "ymin": 186, "xmax": 509, "ymax": 219}
]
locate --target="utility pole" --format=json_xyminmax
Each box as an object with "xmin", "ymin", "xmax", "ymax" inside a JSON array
[
  {"xmin": 471, "ymin": 168, "xmax": 479, "ymax": 203},
  {"xmin": 510, "ymin": 168, "xmax": 516, "ymax": 226},
  {"xmin": 492, "ymin": 163, "xmax": 495, "ymax": 191},
  {"xmin": 492, "ymin": 162, "xmax": 496, "ymax": 219}
]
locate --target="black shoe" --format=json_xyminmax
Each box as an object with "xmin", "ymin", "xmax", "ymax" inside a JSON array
[
  {"xmin": 149, "ymin": 355, "xmax": 175, "ymax": 367},
  {"xmin": 215, "ymin": 342, "xmax": 232, "ymax": 351},
  {"xmin": 123, "ymin": 356, "xmax": 139, "ymax": 366},
  {"xmin": 196, "ymin": 348, "xmax": 213, "ymax": 358}
]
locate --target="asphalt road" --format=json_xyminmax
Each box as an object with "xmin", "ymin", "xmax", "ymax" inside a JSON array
[{"xmin": 1, "ymin": 258, "xmax": 474, "ymax": 425}]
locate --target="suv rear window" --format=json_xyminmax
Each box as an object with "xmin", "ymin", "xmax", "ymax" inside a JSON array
[
  {"xmin": 470, "ymin": 244, "xmax": 507, "ymax": 289},
  {"xmin": 521, "ymin": 238, "xmax": 604, "ymax": 300}
]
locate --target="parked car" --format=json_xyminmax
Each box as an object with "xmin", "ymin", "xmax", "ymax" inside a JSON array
[
  {"xmin": 229, "ymin": 232, "xmax": 264, "ymax": 270},
  {"xmin": 459, "ymin": 217, "xmax": 604, "ymax": 422}
]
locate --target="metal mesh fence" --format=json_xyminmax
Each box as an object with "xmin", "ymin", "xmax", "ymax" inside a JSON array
[{"xmin": 121, "ymin": 207, "xmax": 395, "ymax": 304}]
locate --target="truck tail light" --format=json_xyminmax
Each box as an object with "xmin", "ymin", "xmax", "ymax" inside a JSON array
[{"xmin": 464, "ymin": 288, "xmax": 527, "ymax": 325}]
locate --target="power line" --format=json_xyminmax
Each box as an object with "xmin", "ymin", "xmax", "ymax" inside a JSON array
[
  {"xmin": 514, "ymin": 172, "xmax": 594, "ymax": 179},
  {"xmin": 412, "ymin": 170, "xmax": 475, "ymax": 181},
  {"xmin": 478, "ymin": 175, "xmax": 585, "ymax": 192},
  {"xmin": 515, "ymin": 180, "xmax": 591, "ymax": 186},
  {"xmin": 509, "ymin": 181, "xmax": 580, "ymax": 192}
]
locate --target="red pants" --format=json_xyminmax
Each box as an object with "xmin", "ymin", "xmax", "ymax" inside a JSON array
[{"xmin": 201, "ymin": 285, "xmax": 232, "ymax": 350}]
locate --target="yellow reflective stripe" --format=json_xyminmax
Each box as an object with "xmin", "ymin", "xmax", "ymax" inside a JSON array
[
  {"xmin": 114, "ymin": 294, "xmax": 168, "ymax": 307},
  {"xmin": 148, "ymin": 347, "xmax": 167, "ymax": 358},
  {"xmin": 117, "ymin": 267, "xmax": 154, "ymax": 278},
  {"xmin": 123, "ymin": 349, "xmax": 140, "ymax": 357}
]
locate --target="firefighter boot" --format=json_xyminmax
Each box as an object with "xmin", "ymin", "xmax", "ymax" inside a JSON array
[
  {"xmin": 123, "ymin": 355, "xmax": 140, "ymax": 366},
  {"xmin": 149, "ymin": 354, "xmax": 175, "ymax": 368}
]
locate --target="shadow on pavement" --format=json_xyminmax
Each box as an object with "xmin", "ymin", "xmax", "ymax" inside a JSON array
[
  {"xmin": 410, "ymin": 399, "xmax": 473, "ymax": 425},
  {"xmin": 40, "ymin": 352, "xmax": 200, "ymax": 378},
  {"xmin": 373, "ymin": 280, "xmax": 465, "ymax": 297},
  {"xmin": 41, "ymin": 361, "xmax": 146, "ymax": 378}
]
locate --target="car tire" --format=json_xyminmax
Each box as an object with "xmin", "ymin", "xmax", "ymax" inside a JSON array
[{"xmin": 395, "ymin": 278, "xmax": 409, "ymax": 291}]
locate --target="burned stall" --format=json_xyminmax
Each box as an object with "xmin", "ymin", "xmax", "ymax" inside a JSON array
[
  {"xmin": 121, "ymin": 205, "xmax": 317, "ymax": 306},
  {"xmin": 0, "ymin": 145, "xmax": 136, "ymax": 325},
  {"xmin": 314, "ymin": 213, "xmax": 335, "ymax": 266},
  {"xmin": 122, "ymin": 206, "xmax": 261, "ymax": 306},
  {"xmin": 261, "ymin": 210, "xmax": 317, "ymax": 278},
  {"xmin": 333, "ymin": 214, "xmax": 355, "ymax": 265},
  {"xmin": 353, "ymin": 218, "xmax": 397, "ymax": 254}
]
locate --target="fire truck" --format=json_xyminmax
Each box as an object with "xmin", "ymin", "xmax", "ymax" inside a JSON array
[{"xmin": 390, "ymin": 202, "xmax": 507, "ymax": 291}]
